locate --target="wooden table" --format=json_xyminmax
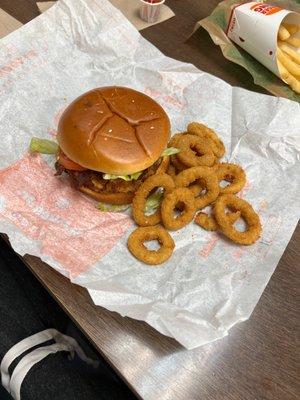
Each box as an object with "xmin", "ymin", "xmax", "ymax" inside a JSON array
[{"xmin": 1, "ymin": 1, "xmax": 299, "ymax": 399}]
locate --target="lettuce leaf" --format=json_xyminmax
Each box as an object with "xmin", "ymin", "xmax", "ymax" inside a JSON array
[
  {"xmin": 29, "ymin": 137, "xmax": 59, "ymax": 154},
  {"xmin": 161, "ymin": 147, "xmax": 180, "ymax": 156},
  {"xmin": 144, "ymin": 190, "xmax": 164, "ymax": 214},
  {"xmin": 96, "ymin": 203, "xmax": 130, "ymax": 212},
  {"xmin": 103, "ymin": 172, "xmax": 142, "ymax": 181}
]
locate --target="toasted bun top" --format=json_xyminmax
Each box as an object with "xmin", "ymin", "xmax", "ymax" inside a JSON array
[{"xmin": 57, "ymin": 87, "xmax": 170, "ymax": 174}]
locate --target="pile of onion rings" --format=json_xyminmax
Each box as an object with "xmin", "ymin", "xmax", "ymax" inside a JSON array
[{"xmin": 127, "ymin": 122, "xmax": 262, "ymax": 265}]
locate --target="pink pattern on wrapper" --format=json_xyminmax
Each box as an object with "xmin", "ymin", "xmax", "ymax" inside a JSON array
[
  {"xmin": 0, "ymin": 154, "xmax": 133, "ymax": 278},
  {"xmin": 0, "ymin": 50, "xmax": 37, "ymax": 78},
  {"xmin": 199, "ymin": 233, "xmax": 219, "ymax": 258},
  {"xmin": 144, "ymin": 87, "xmax": 186, "ymax": 110}
]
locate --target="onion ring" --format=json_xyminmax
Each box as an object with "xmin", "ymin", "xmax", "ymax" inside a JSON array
[
  {"xmin": 213, "ymin": 163, "xmax": 246, "ymax": 194},
  {"xmin": 214, "ymin": 194, "xmax": 262, "ymax": 245},
  {"xmin": 166, "ymin": 163, "xmax": 176, "ymax": 177},
  {"xmin": 189, "ymin": 180, "xmax": 204, "ymax": 197},
  {"xmin": 127, "ymin": 226, "xmax": 174, "ymax": 265},
  {"xmin": 168, "ymin": 159, "xmax": 204, "ymax": 199},
  {"xmin": 175, "ymin": 166, "xmax": 219, "ymax": 210},
  {"xmin": 161, "ymin": 188, "xmax": 196, "ymax": 231},
  {"xmin": 170, "ymin": 154, "xmax": 186, "ymax": 172},
  {"xmin": 195, "ymin": 210, "xmax": 241, "ymax": 231},
  {"xmin": 168, "ymin": 134, "xmax": 187, "ymax": 173},
  {"xmin": 176, "ymin": 134, "xmax": 215, "ymax": 167},
  {"xmin": 132, "ymin": 173, "xmax": 175, "ymax": 226},
  {"xmin": 155, "ymin": 156, "xmax": 170, "ymax": 175},
  {"xmin": 168, "ymin": 132, "xmax": 186, "ymax": 148},
  {"xmin": 187, "ymin": 122, "xmax": 225, "ymax": 158}
]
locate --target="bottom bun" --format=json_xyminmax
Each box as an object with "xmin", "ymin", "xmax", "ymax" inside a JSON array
[{"xmin": 80, "ymin": 186, "xmax": 134, "ymax": 205}]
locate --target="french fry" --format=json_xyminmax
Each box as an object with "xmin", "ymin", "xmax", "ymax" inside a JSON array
[
  {"xmin": 278, "ymin": 60, "xmax": 300, "ymax": 94},
  {"xmin": 277, "ymin": 48, "xmax": 300, "ymax": 77},
  {"xmin": 283, "ymin": 23, "xmax": 299, "ymax": 35},
  {"xmin": 278, "ymin": 41, "xmax": 300, "ymax": 65},
  {"xmin": 286, "ymin": 36, "xmax": 300, "ymax": 48},
  {"xmin": 278, "ymin": 25, "xmax": 290, "ymax": 41}
]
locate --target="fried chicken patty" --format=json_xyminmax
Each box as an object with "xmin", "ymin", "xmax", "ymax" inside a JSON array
[{"xmin": 55, "ymin": 158, "xmax": 162, "ymax": 195}]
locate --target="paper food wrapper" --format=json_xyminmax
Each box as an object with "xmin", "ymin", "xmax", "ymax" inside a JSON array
[
  {"xmin": 0, "ymin": 0, "xmax": 299, "ymax": 349},
  {"xmin": 197, "ymin": 0, "xmax": 300, "ymax": 102}
]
